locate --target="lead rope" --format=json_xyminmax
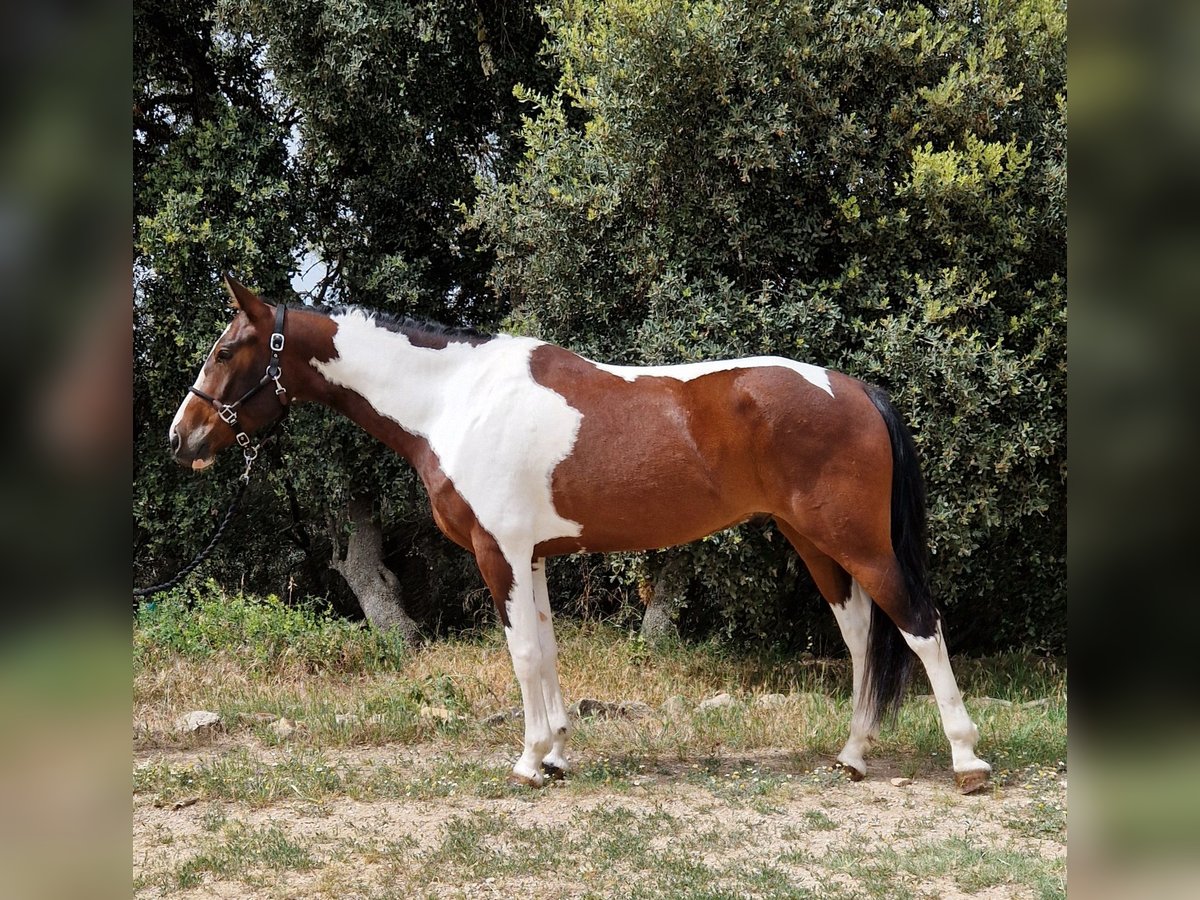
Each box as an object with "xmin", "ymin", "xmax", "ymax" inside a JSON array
[
  {"xmin": 132, "ymin": 444, "xmax": 260, "ymax": 601},
  {"xmin": 136, "ymin": 303, "xmax": 290, "ymax": 603}
]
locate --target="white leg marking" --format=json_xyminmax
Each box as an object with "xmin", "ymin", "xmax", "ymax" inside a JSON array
[
  {"xmin": 504, "ymin": 558, "xmax": 554, "ymax": 785},
  {"xmin": 531, "ymin": 559, "xmax": 572, "ymax": 773},
  {"xmin": 830, "ymin": 581, "xmax": 877, "ymax": 776},
  {"xmin": 901, "ymin": 623, "xmax": 991, "ymax": 776}
]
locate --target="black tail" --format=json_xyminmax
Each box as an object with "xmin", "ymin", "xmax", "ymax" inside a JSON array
[{"xmin": 861, "ymin": 383, "xmax": 940, "ymax": 726}]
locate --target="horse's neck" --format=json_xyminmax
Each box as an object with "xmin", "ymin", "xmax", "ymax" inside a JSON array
[{"xmin": 301, "ymin": 309, "xmax": 516, "ymax": 460}]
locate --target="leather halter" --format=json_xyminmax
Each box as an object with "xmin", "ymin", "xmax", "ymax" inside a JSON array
[{"xmin": 188, "ymin": 303, "xmax": 290, "ymax": 449}]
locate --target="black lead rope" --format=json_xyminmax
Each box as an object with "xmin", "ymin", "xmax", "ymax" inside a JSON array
[
  {"xmin": 132, "ymin": 447, "xmax": 258, "ymax": 600},
  {"xmin": 134, "ymin": 304, "xmax": 291, "ymax": 603}
]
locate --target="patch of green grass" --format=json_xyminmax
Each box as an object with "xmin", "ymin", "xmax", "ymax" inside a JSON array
[
  {"xmin": 135, "ymin": 748, "xmax": 582, "ymax": 808},
  {"xmin": 134, "ymin": 580, "xmax": 410, "ymax": 676},
  {"xmin": 161, "ymin": 821, "xmax": 315, "ymax": 893},
  {"xmin": 135, "ymin": 587, "xmax": 1068, "ymax": 785},
  {"xmin": 823, "ymin": 834, "xmax": 1065, "ymax": 900},
  {"xmin": 135, "ymin": 748, "xmax": 347, "ymax": 807},
  {"xmin": 570, "ymin": 753, "xmax": 644, "ymax": 790},
  {"xmin": 1005, "ymin": 766, "xmax": 1068, "ymax": 841},
  {"xmin": 801, "ymin": 808, "xmax": 837, "ymax": 831},
  {"xmin": 681, "ymin": 759, "xmax": 798, "ymax": 809}
]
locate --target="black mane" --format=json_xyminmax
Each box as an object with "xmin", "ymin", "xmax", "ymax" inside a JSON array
[{"xmin": 309, "ymin": 303, "xmax": 495, "ymax": 349}]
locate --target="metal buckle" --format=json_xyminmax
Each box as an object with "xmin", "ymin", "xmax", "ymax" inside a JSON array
[
  {"xmin": 235, "ymin": 432, "xmax": 251, "ymax": 448},
  {"xmin": 240, "ymin": 444, "xmax": 258, "ymax": 483},
  {"xmin": 219, "ymin": 405, "xmax": 238, "ymax": 426},
  {"xmin": 270, "ymin": 333, "xmax": 285, "ymax": 352}
]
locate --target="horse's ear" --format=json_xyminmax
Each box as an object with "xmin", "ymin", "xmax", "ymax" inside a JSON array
[{"xmin": 222, "ymin": 273, "xmax": 270, "ymax": 320}]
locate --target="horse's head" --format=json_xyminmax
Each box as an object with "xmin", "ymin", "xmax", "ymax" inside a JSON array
[{"xmin": 169, "ymin": 275, "xmax": 289, "ymax": 469}]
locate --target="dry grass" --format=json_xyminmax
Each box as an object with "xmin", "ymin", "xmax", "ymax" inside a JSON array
[{"xmin": 134, "ymin": 593, "xmax": 1067, "ymax": 898}]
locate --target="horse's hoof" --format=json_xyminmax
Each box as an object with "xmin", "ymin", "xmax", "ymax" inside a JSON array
[
  {"xmin": 541, "ymin": 762, "xmax": 568, "ymax": 780},
  {"xmin": 506, "ymin": 772, "xmax": 544, "ymax": 789},
  {"xmin": 955, "ymin": 769, "xmax": 991, "ymax": 795},
  {"xmin": 834, "ymin": 761, "xmax": 866, "ymax": 782}
]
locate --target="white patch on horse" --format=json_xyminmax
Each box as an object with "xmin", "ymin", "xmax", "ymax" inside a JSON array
[
  {"xmin": 169, "ymin": 332, "xmax": 227, "ymax": 459},
  {"xmin": 900, "ymin": 623, "xmax": 991, "ymax": 777},
  {"xmin": 594, "ymin": 357, "xmax": 834, "ymax": 397},
  {"xmin": 831, "ymin": 581, "xmax": 877, "ymax": 775},
  {"xmin": 312, "ymin": 310, "xmax": 585, "ymax": 546}
]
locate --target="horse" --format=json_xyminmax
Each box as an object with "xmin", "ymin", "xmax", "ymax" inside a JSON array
[{"xmin": 168, "ymin": 274, "xmax": 992, "ymax": 794}]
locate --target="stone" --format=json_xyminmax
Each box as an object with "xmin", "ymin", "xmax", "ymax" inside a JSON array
[
  {"xmin": 616, "ymin": 701, "xmax": 653, "ymax": 719},
  {"xmin": 419, "ymin": 705, "xmax": 455, "ymax": 721},
  {"xmin": 575, "ymin": 698, "xmax": 617, "ymax": 718},
  {"xmin": 481, "ymin": 709, "xmax": 522, "ymax": 726},
  {"xmin": 574, "ymin": 698, "xmax": 653, "ymax": 719},
  {"xmin": 890, "ymin": 777, "xmax": 913, "ymax": 787},
  {"xmin": 175, "ymin": 710, "xmax": 221, "ymax": 733},
  {"xmin": 661, "ymin": 695, "xmax": 690, "ymax": 718},
  {"xmin": 697, "ymin": 692, "xmax": 736, "ymax": 712},
  {"xmin": 754, "ymin": 693, "xmax": 789, "ymax": 709}
]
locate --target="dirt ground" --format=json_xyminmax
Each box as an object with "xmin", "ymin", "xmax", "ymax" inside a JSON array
[{"xmin": 133, "ymin": 737, "xmax": 1067, "ymax": 899}]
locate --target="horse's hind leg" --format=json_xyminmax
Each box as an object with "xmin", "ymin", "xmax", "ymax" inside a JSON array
[
  {"xmin": 774, "ymin": 521, "xmax": 877, "ymax": 780},
  {"xmin": 849, "ymin": 559, "xmax": 991, "ymax": 792},
  {"xmin": 902, "ymin": 620, "xmax": 991, "ymax": 793}
]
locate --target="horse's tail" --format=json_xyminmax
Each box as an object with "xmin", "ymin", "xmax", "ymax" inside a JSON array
[{"xmin": 860, "ymin": 383, "xmax": 940, "ymax": 726}]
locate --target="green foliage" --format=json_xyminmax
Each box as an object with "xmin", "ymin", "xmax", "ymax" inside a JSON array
[
  {"xmin": 134, "ymin": 580, "xmax": 410, "ymax": 674},
  {"xmin": 471, "ymin": 0, "xmax": 1066, "ymax": 651},
  {"xmin": 134, "ymin": 0, "xmax": 551, "ymax": 615},
  {"xmin": 135, "ymin": 0, "xmax": 1065, "ymax": 654}
]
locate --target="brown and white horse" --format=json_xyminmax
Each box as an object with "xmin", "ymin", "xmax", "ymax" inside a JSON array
[{"xmin": 169, "ymin": 275, "xmax": 991, "ymax": 793}]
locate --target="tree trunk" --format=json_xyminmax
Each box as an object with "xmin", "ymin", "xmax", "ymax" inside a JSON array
[
  {"xmin": 330, "ymin": 495, "xmax": 420, "ymax": 646},
  {"xmin": 640, "ymin": 554, "xmax": 686, "ymax": 643}
]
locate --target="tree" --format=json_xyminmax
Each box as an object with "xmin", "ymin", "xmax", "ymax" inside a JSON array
[
  {"xmin": 134, "ymin": 0, "xmax": 554, "ymax": 635},
  {"xmin": 134, "ymin": 0, "xmax": 301, "ymax": 596},
  {"xmin": 470, "ymin": 0, "xmax": 1066, "ymax": 652}
]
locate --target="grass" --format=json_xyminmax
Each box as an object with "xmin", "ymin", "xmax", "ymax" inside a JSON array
[
  {"xmin": 135, "ymin": 586, "xmax": 1066, "ymax": 772},
  {"xmin": 137, "ymin": 821, "xmax": 316, "ymax": 894},
  {"xmin": 134, "ymin": 587, "xmax": 1067, "ymax": 899}
]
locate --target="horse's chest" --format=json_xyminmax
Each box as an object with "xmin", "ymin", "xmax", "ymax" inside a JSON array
[{"xmin": 424, "ymin": 381, "xmax": 584, "ymax": 545}]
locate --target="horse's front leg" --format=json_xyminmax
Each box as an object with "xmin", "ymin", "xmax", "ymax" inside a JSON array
[
  {"xmin": 531, "ymin": 558, "xmax": 572, "ymax": 776},
  {"xmin": 474, "ymin": 535, "xmax": 554, "ymax": 786}
]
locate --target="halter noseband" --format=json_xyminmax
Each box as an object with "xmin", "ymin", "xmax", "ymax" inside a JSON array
[{"xmin": 189, "ymin": 303, "xmax": 290, "ymax": 451}]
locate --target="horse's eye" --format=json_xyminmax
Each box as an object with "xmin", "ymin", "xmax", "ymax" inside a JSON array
[{"xmin": 216, "ymin": 346, "xmax": 233, "ymax": 361}]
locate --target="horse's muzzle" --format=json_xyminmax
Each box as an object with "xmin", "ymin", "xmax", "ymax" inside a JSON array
[{"xmin": 169, "ymin": 425, "xmax": 214, "ymax": 470}]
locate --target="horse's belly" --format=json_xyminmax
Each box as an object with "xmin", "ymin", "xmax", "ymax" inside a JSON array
[{"xmin": 540, "ymin": 457, "xmax": 760, "ymax": 555}]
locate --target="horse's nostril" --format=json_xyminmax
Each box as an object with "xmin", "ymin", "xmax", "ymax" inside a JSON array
[{"xmin": 170, "ymin": 430, "xmax": 182, "ymax": 454}]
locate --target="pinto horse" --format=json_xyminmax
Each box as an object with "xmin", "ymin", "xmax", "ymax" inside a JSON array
[{"xmin": 169, "ymin": 275, "xmax": 991, "ymax": 793}]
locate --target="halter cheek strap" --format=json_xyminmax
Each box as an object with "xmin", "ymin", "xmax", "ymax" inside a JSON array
[{"xmin": 189, "ymin": 303, "xmax": 290, "ymax": 449}]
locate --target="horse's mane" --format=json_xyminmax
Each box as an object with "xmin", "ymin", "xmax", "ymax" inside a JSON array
[{"xmin": 309, "ymin": 303, "xmax": 495, "ymax": 348}]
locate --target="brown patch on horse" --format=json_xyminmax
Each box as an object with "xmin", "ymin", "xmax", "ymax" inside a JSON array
[{"xmin": 527, "ymin": 344, "xmax": 877, "ymax": 561}]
